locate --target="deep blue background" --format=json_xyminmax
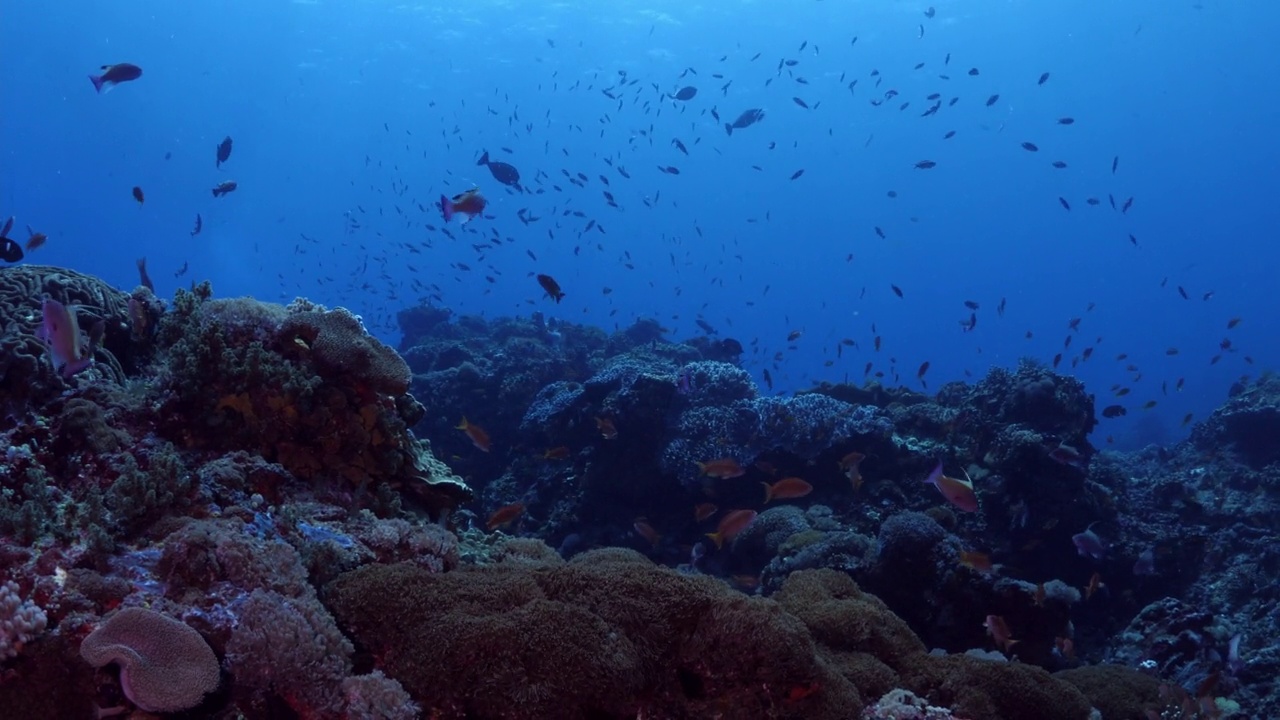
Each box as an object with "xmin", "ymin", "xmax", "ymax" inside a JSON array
[{"xmin": 2, "ymin": 0, "xmax": 1275, "ymax": 449}]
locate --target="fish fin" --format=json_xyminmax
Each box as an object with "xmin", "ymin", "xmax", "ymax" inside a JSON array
[
  {"xmin": 762, "ymin": 482, "xmax": 772, "ymax": 504},
  {"xmin": 477, "ymin": 150, "xmax": 489, "ymax": 166},
  {"xmin": 440, "ymin": 194, "xmax": 454, "ymax": 223},
  {"xmin": 724, "ymin": 124, "xmax": 732, "ymax": 136},
  {"xmin": 89, "ymin": 74, "xmax": 106, "ymax": 93}
]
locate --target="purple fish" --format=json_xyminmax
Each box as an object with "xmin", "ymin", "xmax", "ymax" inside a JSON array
[
  {"xmin": 1071, "ymin": 524, "xmax": 1106, "ymax": 560},
  {"xmin": 38, "ymin": 298, "xmax": 94, "ymax": 377},
  {"xmin": 89, "ymin": 63, "xmax": 142, "ymax": 93}
]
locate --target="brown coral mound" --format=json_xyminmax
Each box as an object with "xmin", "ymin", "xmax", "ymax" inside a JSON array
[
  {"xmin": 327, "ymin": 556, "xmax": 1099, "ymax": 720},
  {"xmin": 325, "ymin": 548, "xmax": 860, "ymax": 720},
  {"xmin": 279, "ymin": 307, "xmax": 412, "ymax": 395},
  {"xmin": 1055, "ymin": 665, "xmax": 1162, "ymax": 720}
]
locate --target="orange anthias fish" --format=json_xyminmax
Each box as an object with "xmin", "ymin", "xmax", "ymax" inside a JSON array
[
  {"xmin": 923, "ymin": 461, "xmax": 978, "ymax": 512},
  {"xmin": 696, "ymin": 458, "xmax": 746, "ymax": 479},
  {"xmin": 633, "ymin": 518, "xmax": 661, "ymax": 548},
  {"xmin": 1085, "ymin": 571, "xmax": 1105, "ymax": 600},
  {"xmin": 762, "ymin": 477, "xmax": 813, "ymax": 503},
  {"xmin": 595, "ymin": 416, "xmax": 618, "ymax": 439},
  {"xmin": 693, "ymin": 502, "xmax": 718, "ymax": 522},
  {"xmin": 984, "ymin": 615, "xmax": 1018, "ymax": 653},
  {"xmin": 542, "ymin": 446, "xmax": 570, "ymax": 460},
  {"xmin": 440, "ymin": 187, "xmax": 487, "ymax": 224},
  {"xmin": 958, "ymin": 550, "xmax": 995, "ymax": 574},
  {"xmin": 536, "ymin": 273, "xmax": 566, "ymax": 303},
  {"xmin": 785, "ymin": 681, "xmax": 821, "ymax": 702},
  {"xmin": 838, "ymin": 451, "xmax": 866, "ymax": 491},
  {"xmin": 486, "ymin": 502, "xmax": 524, "ymax": 530},
  {"xmin": 705, "ymin": 509, "xmax": 757, "ymax": 549},
  {"xmin": 455, "ymin": 416, "xmax": 492, "ymax": 452}
]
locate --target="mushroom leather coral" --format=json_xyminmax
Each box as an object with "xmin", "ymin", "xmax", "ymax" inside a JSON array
[{"xmin": 78, "ymin": 607, "xmax": 220, "ymax": 713}]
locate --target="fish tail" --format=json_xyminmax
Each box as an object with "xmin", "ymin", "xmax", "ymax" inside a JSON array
[
  {"xmin": 695, "ymin": 461, "xmax": 707, "ymax": 475},
  {"xmin": 88, "ymin": 74, "xmax": 105, "ymax": 93},
  {"xmin": 705, "ymin": 532, "xmax": 724, "ymax": 550},
  {"xmin": 925, "ymin": 461, "xmax": 943, "ymax": 486},
  {"xmin": 724, "ymin": 124, "xmax": 732, "ymax": 136},
  {"xmin": 477, "ymin": 150, "xmax": 489, "ymax": 166},
  {"xmin": 440, "ymin": 194, "xmax": 454, "ymax": 222},
  {"xmin": 455, "ymin": 416, "xmax": 468, "ymax": 430},
  {"xmin": 762, "ymin": 482, "xmax": 773, "ymax": 504}
]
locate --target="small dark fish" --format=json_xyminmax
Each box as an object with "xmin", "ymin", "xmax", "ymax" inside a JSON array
[
  {"xmin": 1038, "ymin": 72, "xmax": 1051, "ymax": 85},
  {"xmin": 477, "ymin": 150, "xmax": 521, "ymax": 188},
  {"xmin": 792, "ymin": 97, "xmax": 810, "ymax": 109},
  {"xmin": 88, "ymin": 63, "xmax": 142, "ymax": 93},
  {"xmin": 0, "ymin": 237, "xmax": 21, "ymax": 263},
  {"xmin": 671, "ymin": 86, "xmax": 698, "ymax": 101},
  {"xmin": 174, "ymin": 261, "xmax": 188, "ymax": 278},
  {"xmin": 789, "ymin": 169, "xmax": 805, "ymax": 180},
  {"xmin": 1051, "ymin": 161, "xmax": 1068, "ymax": 169},
  {"xmin": 1177, "ymin": 286, "xmax": 1188, "ymax": 300},
  {"xmin": 1057, "ymin": 117, "xmax": 1075, "ymax": 125},
  {"xmin": 915, "ymin": 160, "xmax": 937, "ymax": 169},
  {"xmin": 986, "ymin": 94, "xmax": 1000, "ymax": 107},
  {"xmin": 1101, "ymin": 404, "xmax": 1127, "ymax": 419},
  {"xmin": 190, "ymin": 213, "xmax": 203, "ymax": 236},
  {"xmin": 211, "ymin": 181, "xmax": 238, "ymax": 197},
  {"xmin": 131, "ymin": 186, "xmax": 145, "ymax": 205},
  {"xmin": 968, "ymin": 68, "xmax": 980, "ymax": 76},
  {"xmin": 136, "ymin": 257, "xmax": 154, "ymax": 292},
  {"xmin": 924, "ymin": 6, "xmax": 935, "ymax": 18},
  {"xmin": 1058, "ymin": 197, "xmax": 1071, "ymax": 211},
  {"xmin": 724, "ymin": 108, "xmax": 765, "ymax": 135},
  {"xmin": 964, "ymin": 300, "xmax": 979, "ymax": 310},
  {"xmin": 874, "ymin": 226, "xmax": 886, "ymax": 239},
  {"xmin": 1111, "ymin": 155, "xmax": 1119, "ymax": 174},
  {"xmin": 1121, "ymin": 197, "xmax": 1134, "ymax": 213},
  {"xmin": 0, "ymin": 216, "xmax": 21, "ymax": 262},
  {"xmin": 891, "ymin": 284, "xmax": 904, "ymax": 298},
  {"xmin": 216, "ymin": 136, "xmax": 233, "ymax": 168},
  {"xmin": 536, "ymin": 273, "xmax": 565, "ymax": 303},
  {"xmin": 1021, "ymin": 141, "xmax": 1039, "ymax": 152}
]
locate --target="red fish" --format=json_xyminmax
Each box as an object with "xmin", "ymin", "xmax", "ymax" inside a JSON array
[
  {"xmin": 486, "ymin": 502, "xmax": 524, "ymax": 530},
  {"xmin": 455, "ymin": 416, "xmax": 492, "ymax": 452},
  {"xmin": 762, "ymin": 477, "xmax": 812, "ymax": 503},
  {"xmin": 440, "ymin": 188, "xmax": 487, "ymax": 224},
  {"xmin": 923, "ymin": 461, "xmax": 978, "ymax": 512},
  {"xmin": 838, "ymin": 451, "xmax": 865, "ymax": 491},
  {"xmin": 633, "ymin": 518, "xmax": 661, "ymax": 548},
  {"xmin": 696, "ymin": 458, "xmax": 745, "ymax": 479},
  {"xmin": 984, "ymin": 615, "xmax": 1018, "ymax": 653},
  {"xmin": 705, "ymin": 509, "xmax": 757, "ymax": 549}
]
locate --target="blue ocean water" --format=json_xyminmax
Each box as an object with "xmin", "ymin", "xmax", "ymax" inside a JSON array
[{"xmin": 2, "ymin": 0, "xmax": 1275, "ymax": 450}]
